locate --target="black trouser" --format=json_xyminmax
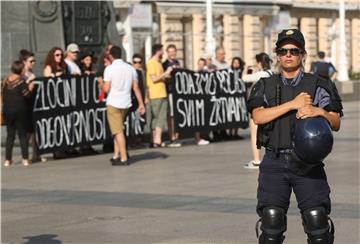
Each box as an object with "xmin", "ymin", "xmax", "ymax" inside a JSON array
[
  {"xmin": 5, "ymin": 111, "xmax": 29, "ymax": 160},
  {"xmin": 257, "ymin": 153, "xmax": 331, "ymax": 216}
]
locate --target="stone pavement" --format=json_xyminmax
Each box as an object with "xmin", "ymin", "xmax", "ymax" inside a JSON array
[{"xmin": 1, "ymin": 101, "xmax": 359, "ymax": 244}]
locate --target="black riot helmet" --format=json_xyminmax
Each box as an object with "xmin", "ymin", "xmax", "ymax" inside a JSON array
[{"xmin": 293, "ymin": 117, "xmax": 334, "ymax": 164}]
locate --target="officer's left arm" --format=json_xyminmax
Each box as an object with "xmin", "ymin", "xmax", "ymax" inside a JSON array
[
  {"xmin": 328, "ymin": 64, "xmax": 337, "ymax": 81},
  {"xmin": 296, "ymin": 87, "xmax": 341, "ymax": 131},
  {"xmin": 296, "ymin": 107, "xmax": 340, "ymax": 131}
]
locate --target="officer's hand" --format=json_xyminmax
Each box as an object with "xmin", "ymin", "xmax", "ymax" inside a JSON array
[
  {"xmin": 292, "ymin": 92, "xmax": 312, "ymax": 109},
  {"xmin": 296, "ymin": 105, "xmax": 324, "ymax": 119}
]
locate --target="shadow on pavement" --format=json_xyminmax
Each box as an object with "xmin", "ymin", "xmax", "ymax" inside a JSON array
[
  {"xmin": 129, "ymin": 151, "xmax": 169, "ymax": 165},
  {"xmin": 22, "ymin": 234, "xmax": 61, "ymax": 244}
]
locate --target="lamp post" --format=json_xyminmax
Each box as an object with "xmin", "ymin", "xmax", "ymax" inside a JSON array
[
  {"xmin": 337, "ymin": 0, "xmax": 349, "ymax": 82},
  {"xmin": 205, "ymin": 0, "xmax": 215, "ymax": 57}
]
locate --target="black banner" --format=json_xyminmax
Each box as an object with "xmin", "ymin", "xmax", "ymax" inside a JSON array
[
  {"xmin": 172, "ymin": 69, "xmax": 249, "ymax": 134},
  {"xmin": 32, "ymin": 75, "xmax": 144, "ymax": 153}
]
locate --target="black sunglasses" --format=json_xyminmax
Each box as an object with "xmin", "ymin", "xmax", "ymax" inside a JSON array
[{"xmin": 276, "ymin": 48, "xmax": 302, "ymax": 56}]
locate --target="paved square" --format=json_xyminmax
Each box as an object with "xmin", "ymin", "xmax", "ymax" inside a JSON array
[{"xmin": 2, "ymin": 101, "xmax": 359, "ymax": 243}]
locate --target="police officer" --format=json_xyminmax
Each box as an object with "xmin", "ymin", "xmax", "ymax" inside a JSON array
[
  {"xmin": 310, "ymin": 51, "xmax": 337, "ymax": 81},
  {"xmin": 247, "ymin": 29, "xmax": 343, "ymax": 244}
]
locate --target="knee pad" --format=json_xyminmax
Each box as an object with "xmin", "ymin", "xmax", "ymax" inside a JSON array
[
  {"xmin": 302, "ymin": 207, "xmax": 334, "ymax": 244},
  {"xmin": 256, "ymin": 207, "xmax": 287, "ymax": 244}
]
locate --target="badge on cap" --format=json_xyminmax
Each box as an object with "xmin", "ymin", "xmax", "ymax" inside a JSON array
[{"xmin": 286, "ymin": 30, "xmax": 294, "ymax": 36}]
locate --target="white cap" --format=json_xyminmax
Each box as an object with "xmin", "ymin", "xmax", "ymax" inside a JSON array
[{"xmin": 66, "ymin": 43, "xmax": 79, "ymax": 52}]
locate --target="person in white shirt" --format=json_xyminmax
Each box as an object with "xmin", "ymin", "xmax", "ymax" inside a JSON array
[
  {"xmin": 212, "ymin": 47, "xmax": 229, "ymax": 70},
  {"xmin": 64, "ymin": 43, "xmax": 81, "ymax": 75},
  {"xmin": 243, "ymin": 53, "xmax": 273, "ymax": 169},
  {"xmin": 102, "ymin": 46, "xmax": 145, "ymax": 165}
]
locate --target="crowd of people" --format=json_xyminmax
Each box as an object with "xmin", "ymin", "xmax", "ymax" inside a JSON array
[{"xmin": 1, "ymin": 40, "xmax": 337, "ymax": 167}]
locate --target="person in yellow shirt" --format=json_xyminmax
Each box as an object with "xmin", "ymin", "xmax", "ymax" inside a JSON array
[{"xmin": 147, "ymin": 44, "xmax": 173, "ymax": 147}]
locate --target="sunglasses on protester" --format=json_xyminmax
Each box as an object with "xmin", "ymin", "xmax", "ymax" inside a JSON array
[
  {"xmin": 276, "ymin": 48, "xmax": 303, "ymax": 56},
  {"xmin": 133, "ymin": 60, "xmax": 142, "ymax": 64}
]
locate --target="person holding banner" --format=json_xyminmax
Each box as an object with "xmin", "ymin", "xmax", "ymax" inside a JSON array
[
  {"xmin": 212, "ymin": 47, "xmax": 230, "ymax": 141},
  {"xmin": 80, "ymin": 52, "xmax": 95, "ymax": 76},
  {"xmin": 64, "ymin": 43, "xmax": 81, "ymax": 75},
  {"xmin": 163, "ymin": 44, "xmax": 182, "ymax": 148},
  {"xmin": 247, "ymin": 29, "xmax": 342, "ymax": 243},
  {"xmin": 147, "ymin": 44, "xmax": 173, "ymax": 148},
  {"xmin": 242, "ymin": 53, "xmax": 273, "ymax": 169},
  {"xmin": 43, "ymin": 47, "xmax": 69, "ymax": 77},
  {"xmin": 43, "ymin": 47, "xmax": 77, "ymax": 159},
  {"xmin": 102, "ymin": 46, "xmax": 145, "ymax": 165},
  {"xmin": 19, "ymin": 49, "xmax": 47, "ymax": 163}
]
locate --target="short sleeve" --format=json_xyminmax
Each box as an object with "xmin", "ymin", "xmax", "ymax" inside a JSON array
[
  {"xmin": 103, "ymin": 66, "xmax": 111, "ymax": 82},
  {"xmin": 317, "ymin": 78, "xmax": 343, "ymax": 117},
  {"xmin": 313, "ymin": 87, "xmax": 330, "ymax": 108},
  {"xmin": 131, "ymin": 67, "xmax": 138, "ymax": 83},
  {"xmin": 247, "ymin": 79, "xmax": 266, "ymax": 114},
  {"xmin": 147, "ymin": 61, "xmax": 156, "ymax": 76}
]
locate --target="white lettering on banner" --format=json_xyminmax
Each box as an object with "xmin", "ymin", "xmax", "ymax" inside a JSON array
[
  {"xmin": 209, "ymin": 96, "xmax": 248, "ymax": 126},
  {"xmin": 175, "ymin": 72, "xmax": 218, "ymax": 95},
  {"xmin": 35, "ymin": 108, "xmax": 107, "ymax": 150},
  {"xmin": 81, "ymin": 76, "xmax": 90, "ymax": 104},
  {"xmin": 33, "ymin": 77, "xmax": 77, "ymax": 111},
  {"xmin": 124, "ymin": 110, "xmax": 146, "ymax": 137},
  {"xmin": 176, "ymin": 98, "xmax": 205, "ymax": 127},
  {"xmin": 93, "ymin": 77, "xmax": 100, "ymax": 103}
]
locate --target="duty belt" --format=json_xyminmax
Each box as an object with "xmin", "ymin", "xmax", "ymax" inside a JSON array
[{"xmin": 265, "ymin": 148, "xmax": 300, "ymax": 161}]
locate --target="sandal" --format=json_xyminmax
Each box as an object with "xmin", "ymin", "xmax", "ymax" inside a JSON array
[
  {"xmin": 32, "ymin": 157, "xmax": 47, "ymax": 163},
  {"xmin": 4, "ymin": 160, "xmax": 12, "ymax": 167},
  {"xmin": 22, "ymin": 159, "xmax": 31, "ymax": 166},
  {"xmin": 153, "ymin": 142, "xmax": 166, "ymax": 148}
]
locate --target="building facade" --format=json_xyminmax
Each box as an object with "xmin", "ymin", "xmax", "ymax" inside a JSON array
[{"xmin": 122, "ymin": 0, "xmax": 360, "ymax": 74}]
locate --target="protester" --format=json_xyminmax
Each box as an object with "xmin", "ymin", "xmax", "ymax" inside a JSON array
[
  {"xmin": 193, "ymin": 58, "xmax": 211, "ymax": 146},
  {"xmin": 19, "ymin": 49, "xmax": 47, "ymax": 163},
  {"xmin": 231, "ymin": 57, "xmax": 245, "ymax": 76},
  {"xmin": 131, "ymin": 53, "xmax": 148, "ymax": 147},
  {"xmin": 229, "ymin": 57, "xmax": 246, "ymax": 140},
  {"xmin": 64, "ymin": 43, "xmax": 81, "ymax": 75},
  {"xmin": 132, "ymin": 53, "xmax": 147, "ymax": 101},
  {"xmin": 80, "ymin": 52, "xmax": 95, "ymax": 75},
  {"xmin": 310, "ymin": 51, "xmax": 337, "ymax": 81},
  {"xmin": 212, "ymin": 47, "xmax": 230, "ymax": 141},
  {"xmin": 197, "ymin": 58, "xmax": 207, "ymax": 72},
  {"xmin": 2, "ymin": 60, "xmax": 34, "ymax": 166},
  {"xmin": 212, "ymin": 47, "xmax": 229, "ymax": 70},
  {"xmin": 242, "ymin": 53, "xmax": 273, "ymax": 169},
  {"xmin": 146, "ymin": 44, "xmax": 172, "ymax": 147},
  {"xmin": 43, "ymin": 47, "xmax": 69, "ymax": 77},
  {"xmin": 247, "ymin": 29, "xmax": 342, "ymax": 243},
  {"xmin": 96, "ymin": 44, "xmax": 114, "ymax": 153},
  {"xmin": 101, "ymin": 46, "xmax": 145, "ymax": 165},
  {"xmin": 78, "ymin": 51, "xmax": 99, "ymax": 155},
  {"xmin": 96, "ymin": 43, "xmax": 113, "ymax": 78},
  {"xmin": 163, "ymin": 44, "xmax": 182, "ymax": 147},
  {"xmin": 43, "ymin": 47, "xmax": 80, "ymax": 159}
]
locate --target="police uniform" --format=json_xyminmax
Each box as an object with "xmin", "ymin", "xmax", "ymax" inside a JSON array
[
  {"xmin": 247, "ymin": 29, "xmax": 343, "ymax": 244},
  {"xmin": 310, "ymin": 59, "xmax": 336, "ymax": 80}
]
